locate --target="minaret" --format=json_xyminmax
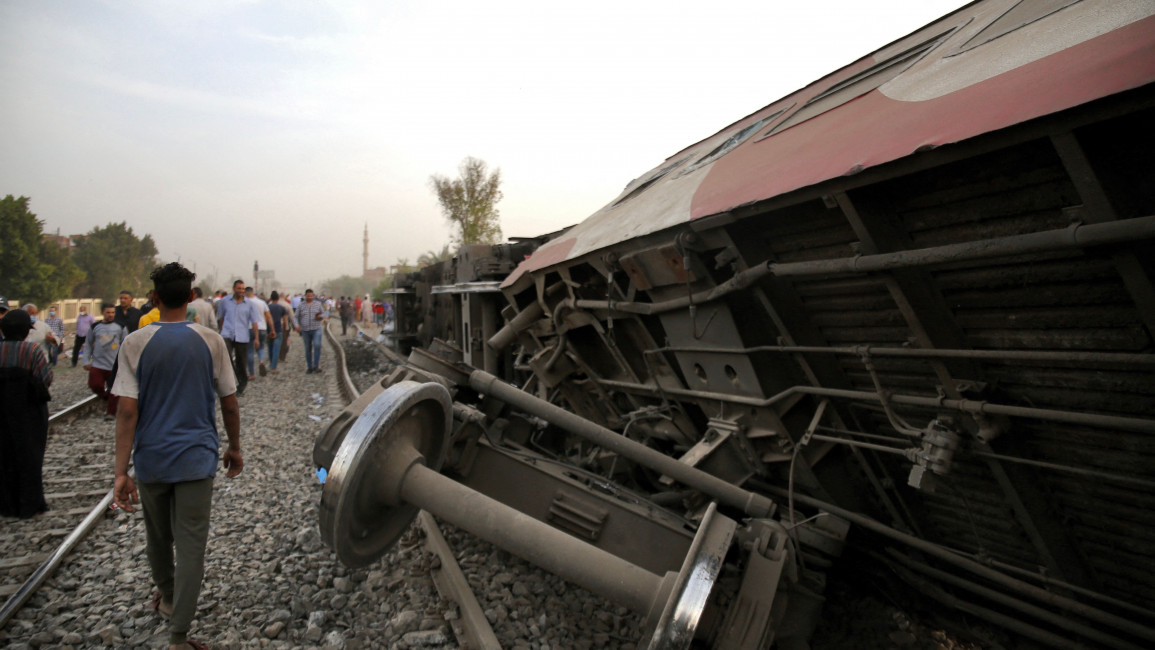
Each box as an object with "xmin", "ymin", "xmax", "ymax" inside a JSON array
[{"xmin": 363, "ymin": 222, "xmax": 369, "ymax": 276}]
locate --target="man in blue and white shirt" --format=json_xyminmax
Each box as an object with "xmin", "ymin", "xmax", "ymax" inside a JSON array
[
  {"xmin": 112, "ymin": 262, "xmax": 242, "ymax": 650},
  {"xmin": 215, "ymin": 279, "xmax": 261, "ymax": 396}
]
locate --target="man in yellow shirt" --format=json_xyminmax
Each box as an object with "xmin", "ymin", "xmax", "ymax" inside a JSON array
[{"xmin": 138, "ymin": 291, "xmax": 161, "ymax": 329}]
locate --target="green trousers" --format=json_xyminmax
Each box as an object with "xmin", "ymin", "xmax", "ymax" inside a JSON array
[{"xmin": 138, "ymin": 478, "xmax": 214, "ymax": 646}]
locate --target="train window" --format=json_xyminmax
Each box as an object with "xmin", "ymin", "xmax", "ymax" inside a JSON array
[
  {"xmin": 765, "ymin": 26, "xmax": 959, "ymax": 137},
  {"xmin": 952, "ymin": 0, "xmax": 1082, "ymax": 54},
  {"xmin": 677, "ymin": 108, "xmax": 787, "ymax": 176},
  {"xmin": 753, "ymin": 103, "xmax": 796, "ymax": 142},
  {"xmin": 611, "ymin": 155, "xmax": 690, "ymax": 208}
]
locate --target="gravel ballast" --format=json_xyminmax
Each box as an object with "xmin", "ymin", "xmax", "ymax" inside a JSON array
[{"xmin": 2, "ymin": 328, "xmax": 645, "ymax": 649}]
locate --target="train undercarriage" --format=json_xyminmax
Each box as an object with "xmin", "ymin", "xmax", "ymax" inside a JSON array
[{"xmin": 313, "ymin": 2, "xmax": 1155, "ymax": 645}]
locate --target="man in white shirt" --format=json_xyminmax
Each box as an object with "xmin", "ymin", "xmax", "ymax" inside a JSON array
[
  {"xmin": 360, "ymin": 294, "xmax": 372, "ymax": 324},
  {"xmin": 244, "ymin": 287, "xmax": 275, "ymax": 377},
  {"xmin": 22, "ymin": 304, "xmax": 57, "ymax": 361},
  {"xmin": 189, "ymin": 287, "xmax": 217, "ymax": 330}
]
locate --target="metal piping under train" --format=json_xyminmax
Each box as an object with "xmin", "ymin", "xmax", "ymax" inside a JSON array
[{"xmin": 316, "ymin": 1, "xmax": 1155, "ymax": 647}]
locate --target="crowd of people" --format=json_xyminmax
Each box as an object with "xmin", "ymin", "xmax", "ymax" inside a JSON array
[
  {"xmin": 0, "ymin": 273, "xmax": 394, "ymax": 649},
  {"xmin": 334, "ymin": 293, "xmax": 391, "ymax": 335}
]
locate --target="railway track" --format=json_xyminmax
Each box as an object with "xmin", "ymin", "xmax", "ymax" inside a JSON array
[
  {"xmin": 0, "ymin": 394, "xmax": 111, "ymax": 628},
  {"xmin": 3, "ymin": 325, "xmax": 624, "ymax": 645},
  {"xmin": 331, "ymin": 322, "xmax": 501, "ymax": 649}
]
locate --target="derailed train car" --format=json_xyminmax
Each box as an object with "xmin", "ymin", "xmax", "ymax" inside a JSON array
[{"xmin": 317, "ymin": 1, "xmax": 1155, "ymax": 647}]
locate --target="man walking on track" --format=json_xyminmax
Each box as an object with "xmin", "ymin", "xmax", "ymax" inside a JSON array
[
  {"xmin": 84, "ymin": 303, "xmax": 125, "ymax": 418},
  {"xmin": 112, "ymin": 262, "xmax": 243, "ymax": 650},
  {"xmin": 294, "ymin": 288, "xmax": 327, "ymax": 374},
  {"xmin": 215, "ymin": 279, "xmax": 260, "ymax": 397}
]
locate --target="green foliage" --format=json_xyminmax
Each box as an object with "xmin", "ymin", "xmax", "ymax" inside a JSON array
[
  {"xmin": 429, "ymin": 157, "xmax": 503, "ymax": 245},
  {"xmin": 372, "ymin": 255, "xmax": 421, "ymax": 300},
  {"xmin": 195, "ymin": 275, "xmax": 220, "ymax": 297},
  {"xmin": 417, "ymin": 244, "xmax": 454, "ymax": 268},
  {"xmin": 372, "ymin": 276, "xmax": 392, "ymax": 301},
  {"xmin": 320, "ymin": 274, "xmax": 375, "ymax": 299},
  {"xmin": 0, "ymin": 195, "xmax": 84, "ymax": 305},
  {"xmin": 71, "ymin": 222, "xmax": 159, "ymax": 301}
]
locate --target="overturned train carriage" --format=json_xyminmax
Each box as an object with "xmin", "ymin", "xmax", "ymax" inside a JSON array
[{"xmin": 317, "ymin": 1, "xmax": 1155, "ymax": 647}]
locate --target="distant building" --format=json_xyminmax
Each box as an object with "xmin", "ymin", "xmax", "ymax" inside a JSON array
[
  {"xmin": 363, "ymin": 266, "xmax": 388, "ymax": 286},
  {"xmin": 42, "ymin": 228, "xmax": 75, "ymax": 250},
  {"xmin": 361, "ymin": 224, "xmax": 390, "ymax": 286}
]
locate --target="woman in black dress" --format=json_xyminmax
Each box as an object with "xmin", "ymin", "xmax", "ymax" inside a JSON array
[{"xmin": 0, "ymin": 308, "xmax": 53, "ymax": 518}]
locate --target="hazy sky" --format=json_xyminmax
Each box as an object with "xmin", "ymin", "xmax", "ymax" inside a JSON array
[{"xmin": 2, "ymin": 0, "xmax": 968, "ymax": 289}]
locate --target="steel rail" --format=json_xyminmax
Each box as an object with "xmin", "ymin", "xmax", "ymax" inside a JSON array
[
  {"xmin": 324, "ymin": 322, "xmax": 357, "ymax": 405},
  {"xmin": 0, "ymin": 395, "xmax": 115, "ymax": 628},
  {"xmin": 329, "ymin": 326, "xmax": 499, "ymax": 648},
  {"xmin": 350, "ymin": 323, "xmax": 409, "ymax": 366},
  {"xmin": 0, "ymin": 491, "xmax": 115, "ymax": 628},
  {"xmin": 416, "ymin": 512, "xmax": 503, "ymax": 650},
  {"xmin": 48, "ymin": 394, "xmax": 101, "ymax": 425}
]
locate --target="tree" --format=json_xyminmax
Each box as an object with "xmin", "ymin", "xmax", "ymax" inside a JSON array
[
  {"xmin": 71, "ymin": 222, "xmax": 159, "ymax": 301},
  {"xmin": 0, "ymin": 195, "xmax": 84, "ymax": 306},
  {"xmin": 195, "ymin": 272, "xmax": 221, "ymax": 298},
  {"xmin": 429, "ymin": 156, "xmax": 503, "ymax": 245},
  {"xmin": 372, "ymin": 256, "xmax": 421, "ymax": 300},
  {"xmin": 417, "ymin": 244, "xmax": 454, "ymax": 268},
  {"xmin": 320, "ymin": 274, "xmax": 375, "ymax": 299}
]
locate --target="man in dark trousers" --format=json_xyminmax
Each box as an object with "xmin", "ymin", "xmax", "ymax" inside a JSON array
[
  {"xmin": 214, "ymin": 279, "xmax": 260, "ymax": 397},
  {"xmin": 112, "ymin": 262, "xmax": 243, "ymax": 650}
]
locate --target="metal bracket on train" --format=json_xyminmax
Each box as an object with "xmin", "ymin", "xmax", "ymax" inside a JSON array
[
  {"xmin": 707, "ymin": 513, "xmax": 848, "ymax": 649},
  {"xmin": 905, "ymin": 418, "xmax": 962, "ymax": 493},
  {"xmin": 662, "ymin": 417, "xmax": 760, "ymax": 487}
]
